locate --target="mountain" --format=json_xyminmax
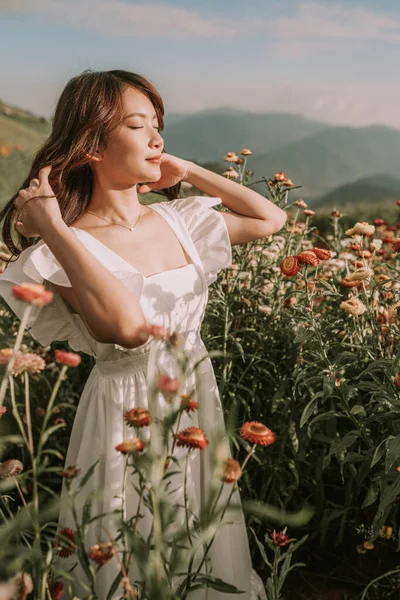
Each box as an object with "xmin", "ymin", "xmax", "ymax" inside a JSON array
[
  {"xmin": 161, "ymin": 110, "xmax": 328, "ymax": 162},
  {"xmin": 249, "ymin": 125, "xmax": 400, "ymax": 199},
  {"xmin": 311, "ymin": 174, "xmax": 400, "ymax": 209}
]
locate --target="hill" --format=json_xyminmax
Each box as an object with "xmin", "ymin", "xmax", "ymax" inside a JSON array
[
  {"xmin": 311, "ymin": 174, "xmax": 400, "ymax": 209},
  {"xmin": 249, "ymin": 125, "xmax": 400, "ymax": 199}
]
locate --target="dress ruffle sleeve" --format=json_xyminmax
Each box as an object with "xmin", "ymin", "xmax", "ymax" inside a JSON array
[
  {"xmin": 168, "ymin": 196, "xmax": 232, "ymax": 285},
  {"xmin": 0, "ymin": 240, "xmax": 81, "ymax": 347}
]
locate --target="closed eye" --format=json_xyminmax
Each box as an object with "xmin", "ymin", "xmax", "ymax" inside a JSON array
[{"xmin": 129, "ymin": 126, "xmax": 161, "ymax": 131}]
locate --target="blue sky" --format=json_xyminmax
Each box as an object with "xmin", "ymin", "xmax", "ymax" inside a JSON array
[{"xmin": 1, "ymin": 0, "xmax": 400, "ymax": 127}]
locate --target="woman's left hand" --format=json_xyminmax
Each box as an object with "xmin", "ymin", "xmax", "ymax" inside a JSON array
[{"xmin": 137, "ymin": 153, "xmax": 193, "ymax": 193}]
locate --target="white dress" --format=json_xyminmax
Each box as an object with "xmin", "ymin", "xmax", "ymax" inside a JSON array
[{"xmin": 0, "ymin": 196, "xmax": 267, "ymax": 600}]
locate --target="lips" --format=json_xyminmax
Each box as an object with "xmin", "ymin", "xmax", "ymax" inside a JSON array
[{"xmin": 146, "ymin": 155, "xmax": 162, "ymax": 161}]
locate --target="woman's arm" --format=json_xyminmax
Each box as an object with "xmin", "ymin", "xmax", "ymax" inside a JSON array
[
  {"xmin": 183, "ymin": 163, "xmax": 287, "ymax": 245},
  {"xmin": 38, "ymin": 221, "xmax": 149, "ymax": 348}
]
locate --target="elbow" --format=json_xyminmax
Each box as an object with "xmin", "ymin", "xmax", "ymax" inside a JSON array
[{"xmin": 97, "ymin": 321, "xmax": 151, "ymax": 350}]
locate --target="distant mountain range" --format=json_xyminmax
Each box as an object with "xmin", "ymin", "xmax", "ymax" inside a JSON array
[{"xmin": 1, "ymin": 98, "xmax": 400, "ymax": 210}]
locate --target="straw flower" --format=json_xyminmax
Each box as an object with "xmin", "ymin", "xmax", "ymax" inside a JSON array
[
  {"xmin": 48, "ymin": 579, "xmax": 64, "ymax": 600},
  {"xmin": 88, "ymin": 542, "xmax": 116, "ymax": 565},
  {"xmin": 340, "ymin": 298, "xmax": 367, "ymax": 316},
  {"xmin": 222, "ymin": 169, "xmax": 240, "ymax": 179},
  {"xmin": 370, "ymin": 239, "xmax": 383, "ymax": 251},
  {"xmin": 304, "ymin": 209, "xmax": 315, "ymax": 217},
  {"xmin": 271, "ymin": 529, "xmax": 290, "ymax": 547},
  {"xmin": 348, "ymin": 268, "xmax": 375, "ymax": 282},
  {"xmin": 0, "ymin": 405, "xmax": 6, "ymax": 418},
  {"xmin": 221, "ymin": 458, "xmax": 242, "ymax": 483},
  {"xmin": 0, "ymin": 459, "xmax": 23, "ymax": 479},
  {"xmin": 274, "ymin": 172, "xmax": 286, "ymax": 182},
  {"xmin": 391, "ymin": 239, "xmax": 400, "ymax": 252},
  {"xmin": 54, "ymin": 350, "xmax": 81, "ymax": 367},
  {"xmin": 115, "ymin": 438, "xmax": 145, "ymax": 454},
  {"xmin": 53, "ymin": 527, "xmax": 77, "ymax": 558},
  {"xmin": 180, "ymin": 393, "xmax": 199, "ymax": 412},
  {"xmin": 0, "ymin": 349, "xmax": 46, "ymax": 376},
  {"xmin": 296, "ymin": 251, "xmax": 320, "ymax": 267},
  {"xmin": 311, "ymin": 248, "xmax": 332, "ymax": 261},
  {"xmin": 340, "ymin": 277, "xmax": 359, "ymax": 288},
  {"xmin": 345, "ymin": 222, "xmax": 375, "ymax": 237},
  {"xmin": 240, "ymin": 421, "xmax": 276, "ymax": 446},
  {"xmin": 157, "ymin": 374, "xmax": 181, "ymax": 397},
  {"xmin": 280, "ymin": 256, "xmax": 300, "ymax": 276},
  {"xmin": 293, "ymin": 199, "xmax": 308, "ymax": 208},
  {"xmin": 240, "ymin": 148, "xmax": 252, "ymax": 156},
  {"xmin": 124, "ymin": 407, "xmax": 152, "ymax": 428},
  {"xmin": 223, "ymin": 152, "xmax": 239, "ymax": 162},
  {"xmin": 60, "ymin": 465, "xmax": 80, "ymax": 479},
  {"xmin": 176, "ymin": 426, "xmax": 209, "ymax": 450},
  {"xmin": 258, "ymin": 305, "xmax": 272, "ymax": 315},
  {"xmin": 12, "ymin": 282, "xmax": 53, "ymax": 305}
]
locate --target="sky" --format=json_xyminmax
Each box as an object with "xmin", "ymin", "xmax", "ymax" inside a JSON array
[{"xmin": 1, "ymin": 0, "xmax": 400, "ymax": 128}]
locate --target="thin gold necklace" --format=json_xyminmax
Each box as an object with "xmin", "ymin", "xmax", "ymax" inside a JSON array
[{"xmin": 84, "ymin": 206, "xmax": 143, "ymax": 231}]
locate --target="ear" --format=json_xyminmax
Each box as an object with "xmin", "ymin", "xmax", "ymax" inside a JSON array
[{"xmin": 85, "ymin": 149, "xmax": 102, "ymax": 163}]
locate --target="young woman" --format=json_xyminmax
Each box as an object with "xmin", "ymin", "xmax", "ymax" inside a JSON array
[{"xmin": 0, "ymin": 69, "xmax": 286, "ymax": 599}]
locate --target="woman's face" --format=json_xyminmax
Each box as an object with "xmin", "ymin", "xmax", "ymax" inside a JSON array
[{"xmin": 93, "ymin": 86, "xmax": 164, "ymax": 188}]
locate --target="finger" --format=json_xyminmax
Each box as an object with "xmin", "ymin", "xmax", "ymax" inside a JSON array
[
  {"xmin": 29, "ymin": 178, "xmax": 40, "ymax": 189},
  {"xmin": 38, "ymin": 165, "xmax": 52, "ymax": 186},
  {"xmin": 138, "ymin": 184, "xmax": 151, "ymax": 194}
]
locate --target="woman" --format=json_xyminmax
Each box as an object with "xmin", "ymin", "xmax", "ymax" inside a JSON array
[{"xmin": 0, "ymin": 69, "xmax": 286, "ymax": 599}]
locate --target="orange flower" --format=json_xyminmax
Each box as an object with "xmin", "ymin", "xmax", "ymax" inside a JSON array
[
  {"xmin": 240, "ymin": 148, "xmax": 252, "ymax": 156},
  {"xmin": 280, "ymin": 256, "xmax": 300, "ymax": 277},
  {"xmin": 304, "ymin": 209, "xmax": 315, "ymax": 217},
  {"xmin": 180, "ymin": 393, "xmax": 199, "ymax": 412},
  {"xmin": 115, "ymin": 438, "xmax": 145, "ymax": 454},
  {"xmin": 340, "ymin": 277, "xmax": 359, "ymax": 288},
  {"xmin": 274, "ymin": 172, "xmax": 286, "ymax": 182},
  {"xmin": 12, "ymin": 283, "xmax": 53, "ymax": 306},
  {"xmin": 53, "ymin": 527, "xmax": 77, "ymax": 558},
  {"xmin": 176, "ymin": 426, "xmax": 208, "ymax": 450},
  {"xmin": 157, "ymin": 374, "xmax": 181, "ymax": 396},
  {"xmin": 124, "ymin": 407, "xmax": 152, "ymax": 428},
  {"xmin": 311, "ymin": 248, "xmax": 331, "ymax": 261},
  {"xmin": 88, "ymin": 542, "xmax": 116, "ymax": 565},
  {"xmin": 0, "ymin": 406, "xmax": 6, "ymax": 418},
  {"xmin": 222, "ymin": 458, "xmax": 242, "ymax": 483},
  {"xmin": 240, "ymin": 421, "xmax": 276, "ymax": 446},
  {"xmin": 296, "ymin": 251, "xmax": 320, "ymax": 267},
  {"xmin": 54, "ymin": 350, "xmax": 81, "ymax": 367}
]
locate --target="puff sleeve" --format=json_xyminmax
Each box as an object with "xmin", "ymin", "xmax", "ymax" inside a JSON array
[
  {"xmin": 0, "ymin": 240, "xmax": 79, "ymax": 348},
  {"xmin": 169, "ymin": 196, "xmax": 232, "ymax": 286}
]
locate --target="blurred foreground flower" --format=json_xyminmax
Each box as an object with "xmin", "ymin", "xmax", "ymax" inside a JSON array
[
  {"xmin": 0, "ymin": 459, "xmax": 23, "ymax": 479},
  {"xmin": 54, "ymin": 349, "xmax": 81, "ymax": 367},
  {"xmin": 12, "ymin": 282, "xmax": 53, "ymax": 306},
  {"xmin": 88, "ymin": 541, "xmax": 116, "ymax": 565},
  {"xmin": 177, "ymin": 426, "xmax": 209, "ymax": 450},
  {"xmin": 115, "ymin": 438, "xmax": 145, "ymax": 454},
  {"xmin": 222, "ymin": 458, "xmax": 242, "ymax": 483},
  {"xmin": 0, "ymin": 348, "xmax": 46, "ymax": 376},
  {"xmin": 53, "ymin": 527, "xmax": 77, "ymax": 558}
]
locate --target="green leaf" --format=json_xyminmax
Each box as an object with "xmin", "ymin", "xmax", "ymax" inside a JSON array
[{"xmin": 300, "ymin": 398, "xmax": 317, "ymax": 428}]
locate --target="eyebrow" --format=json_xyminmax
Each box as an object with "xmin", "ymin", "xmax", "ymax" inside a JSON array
[{"xmin": 124, "ymin": 112, "xmax": 158, "ymax": 120}]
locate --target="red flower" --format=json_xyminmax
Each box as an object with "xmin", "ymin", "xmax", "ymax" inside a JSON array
[
  {"xmin": 124, "ymin": 407, "xmax": 151, "ymax": 428},
  {"xmin": 53, "ymin": 527, "xmax": 77, "ymax": 558},
  {"xmin": 373, "ymin": 218, "xmax": 385, "ymax": 225},
  {"xmin": 271, "ymin": 530, "xmax": 290, "ymax": 547},
  {"xmin": 54, "ymin": 350, "xmax": 81, "ymax": 367},
  {"xmin": 49, "ymin": 579, "xmax": 64, "ymax": 600},
  {"xmin": 12, "ymin": 283, "xmax": 53, "ymax": 306},
  {"xmin": 0, "ymin": 405, "xmax": 6, "ymax": 418},
  {"xmin": 280, "ymin": 256, "xmax": 300, "ymax": 277},
  {"xmin": 115, "ymin": 438, "xmax": 145, "ymax": 454},
  {"xmin": 311, "ymin": 247, "xmax": 331, "ymax": 261},
  {"xmin": 176, "ymin": 427, "xmax": 209, "ymax": 450},
  {"xmin": 391, "ymin": 239, "xmax": 400, "ymax": 252},
  {"xmin": 296, "ymin": 251, "xmax": 320, "ymax": 266},
  {"xmin": 240, "ymin": 421, "xmax": 276, "ymax": 446},
  {"xmin": 60, "ymin": 465, "xmax": 80, "ymax": 479}
]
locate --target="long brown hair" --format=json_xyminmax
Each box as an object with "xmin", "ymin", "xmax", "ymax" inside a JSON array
[{"xmin": 0, "ymin": 69, "xmax": 181, "ymax": 257}]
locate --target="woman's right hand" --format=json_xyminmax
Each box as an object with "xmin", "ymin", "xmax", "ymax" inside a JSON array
[{"xmin": 14, "ymin": 166, "xmax": 63, "ymax": 238}]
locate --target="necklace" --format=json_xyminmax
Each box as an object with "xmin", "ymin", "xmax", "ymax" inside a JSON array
[{"xmin": 84, "ymin": 206, "xmax": 143, "ymax": 231}]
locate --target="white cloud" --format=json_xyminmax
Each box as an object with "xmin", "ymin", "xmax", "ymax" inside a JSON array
[
  {"xmin": 0, "ymin": 0, "xmax": 262, "ymax": 39},
  {"xmin": 267, "ymin": 2, "xmax": 400, "ymax": 58}
]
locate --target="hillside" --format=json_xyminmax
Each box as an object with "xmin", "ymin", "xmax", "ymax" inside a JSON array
[
  {"xmin": 311, "ymin": 174, "xmax": 400, "ymax": 209},
  {"xmin": 249, "ymin": 125, "xmax": 400, "ymax": 199}
]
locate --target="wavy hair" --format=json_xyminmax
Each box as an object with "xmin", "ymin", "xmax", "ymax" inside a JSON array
[{"xmin": 0, "ymin": 69, "xmax": 181, "ymax": 258}]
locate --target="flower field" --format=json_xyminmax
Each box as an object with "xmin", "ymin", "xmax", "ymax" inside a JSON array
[{"xmin": 0, "ymin": 152, "xmax": 399, "ymax": 599}]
